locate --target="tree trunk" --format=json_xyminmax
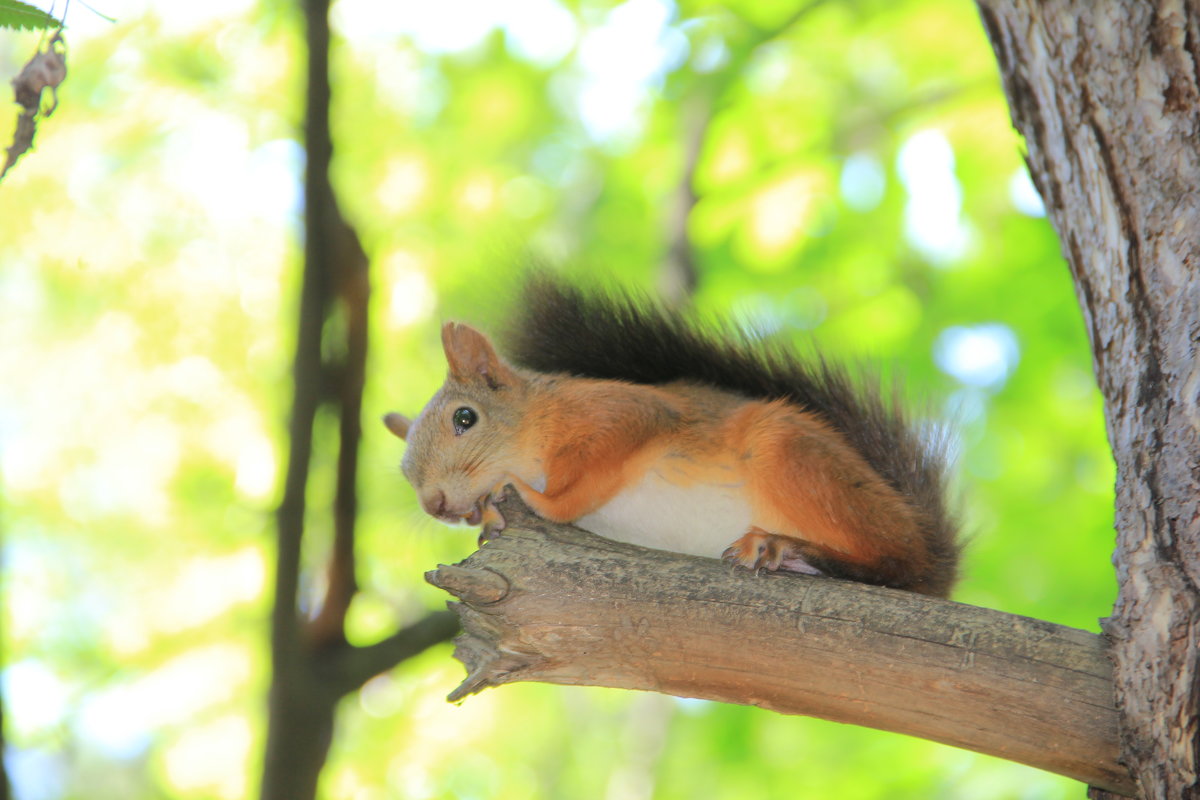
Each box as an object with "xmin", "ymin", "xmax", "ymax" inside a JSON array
[
  {"xmin": 259, "ymin": 2, "xmax": 459, "ymax": 797},
  {"xmin": 429, "ymin": 497, "xmax": 1136, "ymax": 796},
  {"xmin": 977, "ymin": 2, "xmax": 1200, "ymax": 797}
]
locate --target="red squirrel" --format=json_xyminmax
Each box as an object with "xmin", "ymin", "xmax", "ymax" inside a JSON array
[{"xmin": 385, "ymin": 275, "xmax": 959, "ymax": 597}]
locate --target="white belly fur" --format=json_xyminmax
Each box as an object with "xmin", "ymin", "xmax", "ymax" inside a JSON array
[{"xmin": 575, "ymin": 468, "xmax": 752, "ymax": 559}]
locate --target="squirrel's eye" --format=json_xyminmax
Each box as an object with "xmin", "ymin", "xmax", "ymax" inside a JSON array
[{"xmin": 452, "ymin": 406, "xmax": 477, "ymax": 434}]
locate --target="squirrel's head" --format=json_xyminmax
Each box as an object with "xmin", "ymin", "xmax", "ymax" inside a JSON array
[{"xmin": 384, "ymin": 322, "xmax": 531, "ymax": 525}]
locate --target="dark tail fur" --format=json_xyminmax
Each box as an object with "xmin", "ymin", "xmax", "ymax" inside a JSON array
[{"xmin": 503, "ymin": 273, "xmax": 960, "ymax": 596}]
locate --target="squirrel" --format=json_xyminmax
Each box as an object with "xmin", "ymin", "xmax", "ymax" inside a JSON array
[{"xmin": 385, "ymin": 274, "xmax": 960, "ymax": 597}]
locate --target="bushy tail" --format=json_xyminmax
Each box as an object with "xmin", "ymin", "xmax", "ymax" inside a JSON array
[{"xmin": 503, "ymin": 273, "xmax": 960, "ymax": 596}]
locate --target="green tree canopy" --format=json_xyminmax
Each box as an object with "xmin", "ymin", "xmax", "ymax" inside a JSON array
[{"xmin": 1, "ymin": 1, "xmax": 1112, "ymax": 797}]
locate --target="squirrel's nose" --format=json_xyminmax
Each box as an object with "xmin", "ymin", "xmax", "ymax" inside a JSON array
[{"xmin": 421, "ymin": 489, "xmax": 447, "ymax": 517}]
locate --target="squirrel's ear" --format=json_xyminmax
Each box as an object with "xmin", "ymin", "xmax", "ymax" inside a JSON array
[
  {"xmin": 383, "ymin": 412, "xmax": 411, "ymax": 440},
  {"xmin": 441, "ymin": 322, "xmax": 514, "ymax": 389}
]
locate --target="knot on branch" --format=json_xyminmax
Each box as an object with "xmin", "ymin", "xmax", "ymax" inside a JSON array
[{"xmin": 427, "ymin": 564, "xmax": 511, "ymax": 605}]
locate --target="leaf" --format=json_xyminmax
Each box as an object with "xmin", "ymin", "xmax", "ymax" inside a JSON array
[{"xmin": 0, "ymin": 0, "xmax": 60, "ymax": 31}]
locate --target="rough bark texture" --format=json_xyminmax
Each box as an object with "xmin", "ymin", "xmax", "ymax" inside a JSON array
[
  {"xmin": 977, "ymin": 2, "xmax": 1200, "ymax": 797},
  {"xmin": 429, "ymin": 497, "xmax": 1136, "ymax": 796}
]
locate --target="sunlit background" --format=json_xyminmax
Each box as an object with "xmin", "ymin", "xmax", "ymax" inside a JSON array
[{"xmin": 2, "ymin": 0, "xmax": 1113, "ymax": 797}]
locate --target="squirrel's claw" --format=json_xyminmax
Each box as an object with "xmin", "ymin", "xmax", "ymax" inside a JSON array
[
  {"xmin": 723, "ymin": 529, "xmax": 825, "ymax": 576},
  {"xmin": 723, "ymin": 529, "xmax": 808, "ymax": 572},
  {"xmin": 723, "ymin": 529, "xmax": 783, "ymax": 572}
]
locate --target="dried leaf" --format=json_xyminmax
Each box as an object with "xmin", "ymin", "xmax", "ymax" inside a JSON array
[{"xmin": 2, "ymin": 30, "xmax": 66, "ymax": 183}]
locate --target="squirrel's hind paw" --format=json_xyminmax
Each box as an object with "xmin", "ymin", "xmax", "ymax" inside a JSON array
[{"xmin": 723, "ymin": 529, "xmax": 823, "ymax": 576}]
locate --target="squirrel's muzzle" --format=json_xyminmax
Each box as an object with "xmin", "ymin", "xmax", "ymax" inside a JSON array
[
  {"xmin": 420, "ymin": 489, "xmax": 447, "ymax": 517},
  {"xmin": 419, "ymin": 488, "xmax": 483, "ymax": 526}
]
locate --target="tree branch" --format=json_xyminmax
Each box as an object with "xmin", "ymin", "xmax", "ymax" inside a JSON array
[
  {"xmin": 659, "ymin": 92, "xmax": 705, "ymax": 304},
  {"xmin": 261, "ymin": 1, "xmax": 338, "ymax": 798},
  {"xmin": 326, "ymin": 611, "xmax": 461, "ymax": 696},
  {"xmin": 263, "ymin": 4, "xmax": 459, "ymax": 798},
  {"xmin": 427, "ymin": 495, "xmax": 1136, "ymax": 797},
  {"xmin": 308, "ymin": 199, "xmax": 370, "ymax": 649},
  {"xmin": 659, "ymin": 0, "xmax": 832, "ymax": 303}
]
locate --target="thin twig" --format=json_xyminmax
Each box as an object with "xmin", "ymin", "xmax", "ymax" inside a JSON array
[{"xmin": 327, "ymin": 611, "xmax": 461, "ymax": 696}]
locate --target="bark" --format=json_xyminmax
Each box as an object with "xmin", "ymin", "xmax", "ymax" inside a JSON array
[
  {"xmin": 428, "ymin": 497, "xmax": 1137, "ymax": 796},
  {"xmin": 977, "ymin": 2, "xmax": 1200, "ymax": 797}
]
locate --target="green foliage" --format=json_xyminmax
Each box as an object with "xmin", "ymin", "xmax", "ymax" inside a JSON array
[
  {"xmin": 1, "ymin": 1, "xmax": 1115, "ymax": 798},
  {"xmin": 0, "ymin": 0, "xmax": 58, "ymax": 31}
]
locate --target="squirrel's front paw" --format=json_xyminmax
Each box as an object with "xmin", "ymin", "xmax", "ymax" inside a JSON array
[{"xmin": 477, "ymin": 500, "xmax": 507, "ymax": 546}]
